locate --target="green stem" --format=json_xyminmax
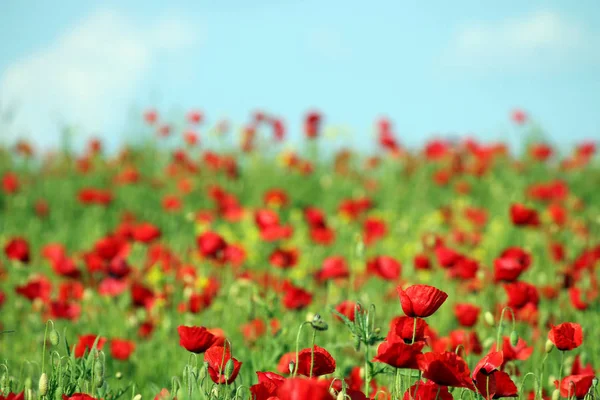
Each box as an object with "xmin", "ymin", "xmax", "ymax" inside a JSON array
[
  {"xmin": 495, "ymin": 307, "xmax": 515, "ymax": 350},
  {"xmin": 411, "ymin": 317, "xmax": 418, "ymax": 343},
  {"xmin": 364, "ymin": 344, "xmax": 370, "ymax": 396},
  {"xmin": 558, "ymin": 351, "xmax": 565, "ymax": 385},
  {"xmin": 309, "ymin": 329, "xmax": 317, "ymax": 378},
  {"xmin": 539, "ymin": 352, "xmax": 550, "ymax": 400},
  {"xmin": 293, "ymin": 322, "xmax": 310, "ymax": 377}
]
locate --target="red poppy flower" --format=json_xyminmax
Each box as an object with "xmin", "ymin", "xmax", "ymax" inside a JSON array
[
  {"xmin": 548, "ymin": 322, "xmax": 583, "ymax": 351},
  {"xmin": 51, "ymin": 257, "xmax": 81, "ymax": 279},
  {"xmin": 511, "ymin": 109, "xmax": 527, "ymax": 125},
  {"xmin": 403, "ymin": 381, "xmax": 452, "ymax": 400},
  {"xmin": 269, "ymin": 248, "xmax": 299, "ymax": 269},
  {"xmin": 132, "ymin": 223, "xmax": 161, "ymax": 243},
  {"xmin": 0, "ymin": 392, "xmax": 25, "ymax": 400},
  {"xmin": 277, "ymin": 351, "xmax": 297, "ymax": 374},
  {"xmin": 367, "ymin": 256, "xmax": 401, "ymax": 281},
  {"xmin": 74, "ymin": 334, "xmax": 106, "ymax": 358},
  {"xmin": 62, "ymin": 394, "xmax": 98, "ymax": 400},
  {"xmin": 177, "ymin": 326, "xmax": 217, "ymax": 353},
  {"xmin": 373, "ymin": 340, "xmax": 425, "ymax": 369},
  {"xmin": 143, "ymin": 108, "xmax": 158, "ymax": 124},
  {"xmin": 187, "ymin": 109, "xmax": 203, "ymax": 124},
  {"xmin": 77, "ymin": 188, "xmax": 113, "ymax": 206},
  {"xmin": 417, "ymin": 351, "xmax": 476, "ymax": 390},
  {"xmin": 530, "ymin": 143, "xmax": 553, "ymax": 161},
  {"xmin": 2, "ymin": 172, "xmax": 20, "ymax": 194},
  {"xmin": 510, "ymin": 204, "xmax": 540, "ymax": 227},
  {"xmin": 241, "ymin": 319, "xmax": 267, "ymax": 344},
  {"xmin": 131, "ymin": 283, "xmax": 155, "ymax": 309},
  {"xmin": 277, "ymin": 377, "xmax": 334, "ymax": 400},
  {"xmin": 315, "ymin": 256, "xmax": 349, "ymax": 283},
  {"xmin": 15, "ymin": 276, "xmax": 52, "ymax": 302},
  {"xmin": 387, "ymin": 316, "xmax": 429, "ymax": 344},
  {"xmin": 472, "ymin": 351, "xmax": 504, "ymax": 379},
  {"xmin": 282, "ymin": 284, "xmax": 313, "ymax": 310},
  {"xmin": 492, "ymin": 336, "xmax": 533, "ymax": 364},
  {"xmin": 555, "ymin": 375, "xmax": 595, "ymax": 399},
  {"xmin": 504, "ymin": 282, "xmax": 539, "ymax": 310},
  {"xmin": 414, "ymin": 254, "xmax": 432, "ymax": 270},
  {"xmin": 110, "ymin": 338, "xmax": 136, "ymax": 361},
  {"xmin": 334, "ymin": 301, "xmax": 360, "ymax": 322},
  {"xmin": 263, "ymin": 188, "xmax": 289, "ymax": 207},
  {"xmin": 454, "ymin": 303, "xmax": 481, "ymax": 327},
  {"xmin": 363, "ymin": 217, "xmax": 387, "ymax": 245},
  {"xmin": 568, "ymin": 287, "xmax": 589, "ymax": 311},
  {"xmin": 250, "ymin": 371, "xmax": 286, "ymax": 400},
  {"xmin": 398, "ymin": 284, "xmax": 448, "ymax": 318},
  {"xmin": 295, "ymin": 345, "xmax": 336, "ymax": 377},
  {"xmin": 49, "ymin": 301, "xmax": 81, "ymax": 321},
  {"xmin": 4, "ymin": 237, "xmax": 30, "ymax": 263},
  {"xmin": 304, "ymin": 110, "xmax": 322, "ymax": 139},
  {"xmin": 196, "ymin": 231, "xmax": 227, "ymax": 261},
  {"xmin": 447, "ymin": 329, "xmax": 483, "ymax": 356},
  {"xmin": 571, "ymin": 355, "xmax": 595, "ymax": 376},
  {"xmin": 475, "ymin": 370, "xmax": 518, "ymax": 400},
  {"xmin": 205, "ymin": 345, "xmax": 242, "ymax": 384},
  {"xmin": 494, "ymin": 247, "xmax": 532, "ymax": 282}
]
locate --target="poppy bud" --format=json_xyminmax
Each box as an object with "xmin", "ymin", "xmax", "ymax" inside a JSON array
[
  {"xmin": 225, "ymin": 359, "xmax": 235, "ymax": 380},
  {"xmin": 198, "ymin": 364, "xmax": 207, "ymax": 381},
  {"xmin": 484, "ymin": 311, "xmax": 495, "ymax": 326},
  {"xmin": 552, "ymin": 389, "xmax": 560, "ymax": 400},
  {"xmin": 510, "ymin": 331, "xmax": 519, "ymax": 346},
  {"xmin": 94, "ymin": 359, "xmax": 104, "ymax": 387},
  {"xmin": 545, "ymin": 339, "xmax": 554, "ymax": 353},
  {"xmin": 288, "ymin": 361, "xmax": 295, "ymax": 374},
  {"xmin": 311, "ymin": 314, "xmax": 328, "ymax": 331},
  {"xmin": 133, "ymin": 395, "xmax": 142, "ymax": 400},
  {"xmin": 115, "ymin": 372, "xmax": 122, "ymax": 380},
  {"xmin": 49, "ymin": 329, "xmax": 60, "ymax": 346},
  {"xmin": 24, "ymin": 377, "xmax": 32, "ymax": 389},
  {"xmin": 38, "ymin": 373, "xmax": 48, "ymax": 396},
  {"xmin": 593, "ymin": 378, "xmax": 598, "ymax": 388}
]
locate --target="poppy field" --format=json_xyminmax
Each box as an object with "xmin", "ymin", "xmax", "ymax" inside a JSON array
[{"xmin": 1, "ymin": 110, "xmax": 599, "ymax": 400}]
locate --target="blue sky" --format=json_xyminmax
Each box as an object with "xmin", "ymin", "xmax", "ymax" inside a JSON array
[{"xmin": 1, "ymin": 1, "xmax": 599, "ymax": 153}]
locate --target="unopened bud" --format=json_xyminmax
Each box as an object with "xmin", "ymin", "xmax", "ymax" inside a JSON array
[
  {"xmin": 545, "ymin": 339, "xmax": 555, "ymax": 353},
  {"xmin": 593, "ymin": 377, "xmax": 598, "ymax": 388},
  {"xmin": 552, "ymin": 389, "xmax": 560, "ymax": 400},
  {"xmin": 38, "ymin": 373, "xmax": 48, "ymax": 396},
  {"xmin": 115, "ymin": 372, "xmax": 123, "ymax": 380},
  {"xmin": 224, "ymin": 359, "xmax": 234, "ymax": 380},
  {"xmin": 198, "ymin": 364, "xmax": 207, "ymax": 381},
  {"xmin": 510, "ymin": 331, "xmax": 519, "ymax": 346},
  {"xmin": 484, "ymin": 312, "xmax": 495, "ymax": 326},
  {"xmin": 311, "ymin": 317, "xmax": 328, "ymax": 332},
  {"xmin": 288, "ymin": 361, "xmax": 295, "ymax": 375},
  {"xmin": 133, "ymin": 395, "xmax": 142, "ymax": 400},
  {"xmin": 49, "ymin": 329, "xmax": 60, "ymax": 346}
]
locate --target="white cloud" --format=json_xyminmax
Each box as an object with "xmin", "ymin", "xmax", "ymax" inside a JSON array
[
  {"xmin": 0, "ymin": 9, "xmax": 202, "ymax": 148},
  {"xmin": 442, "ymin": 11, "xmax": 599, "ymax": 73}
]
